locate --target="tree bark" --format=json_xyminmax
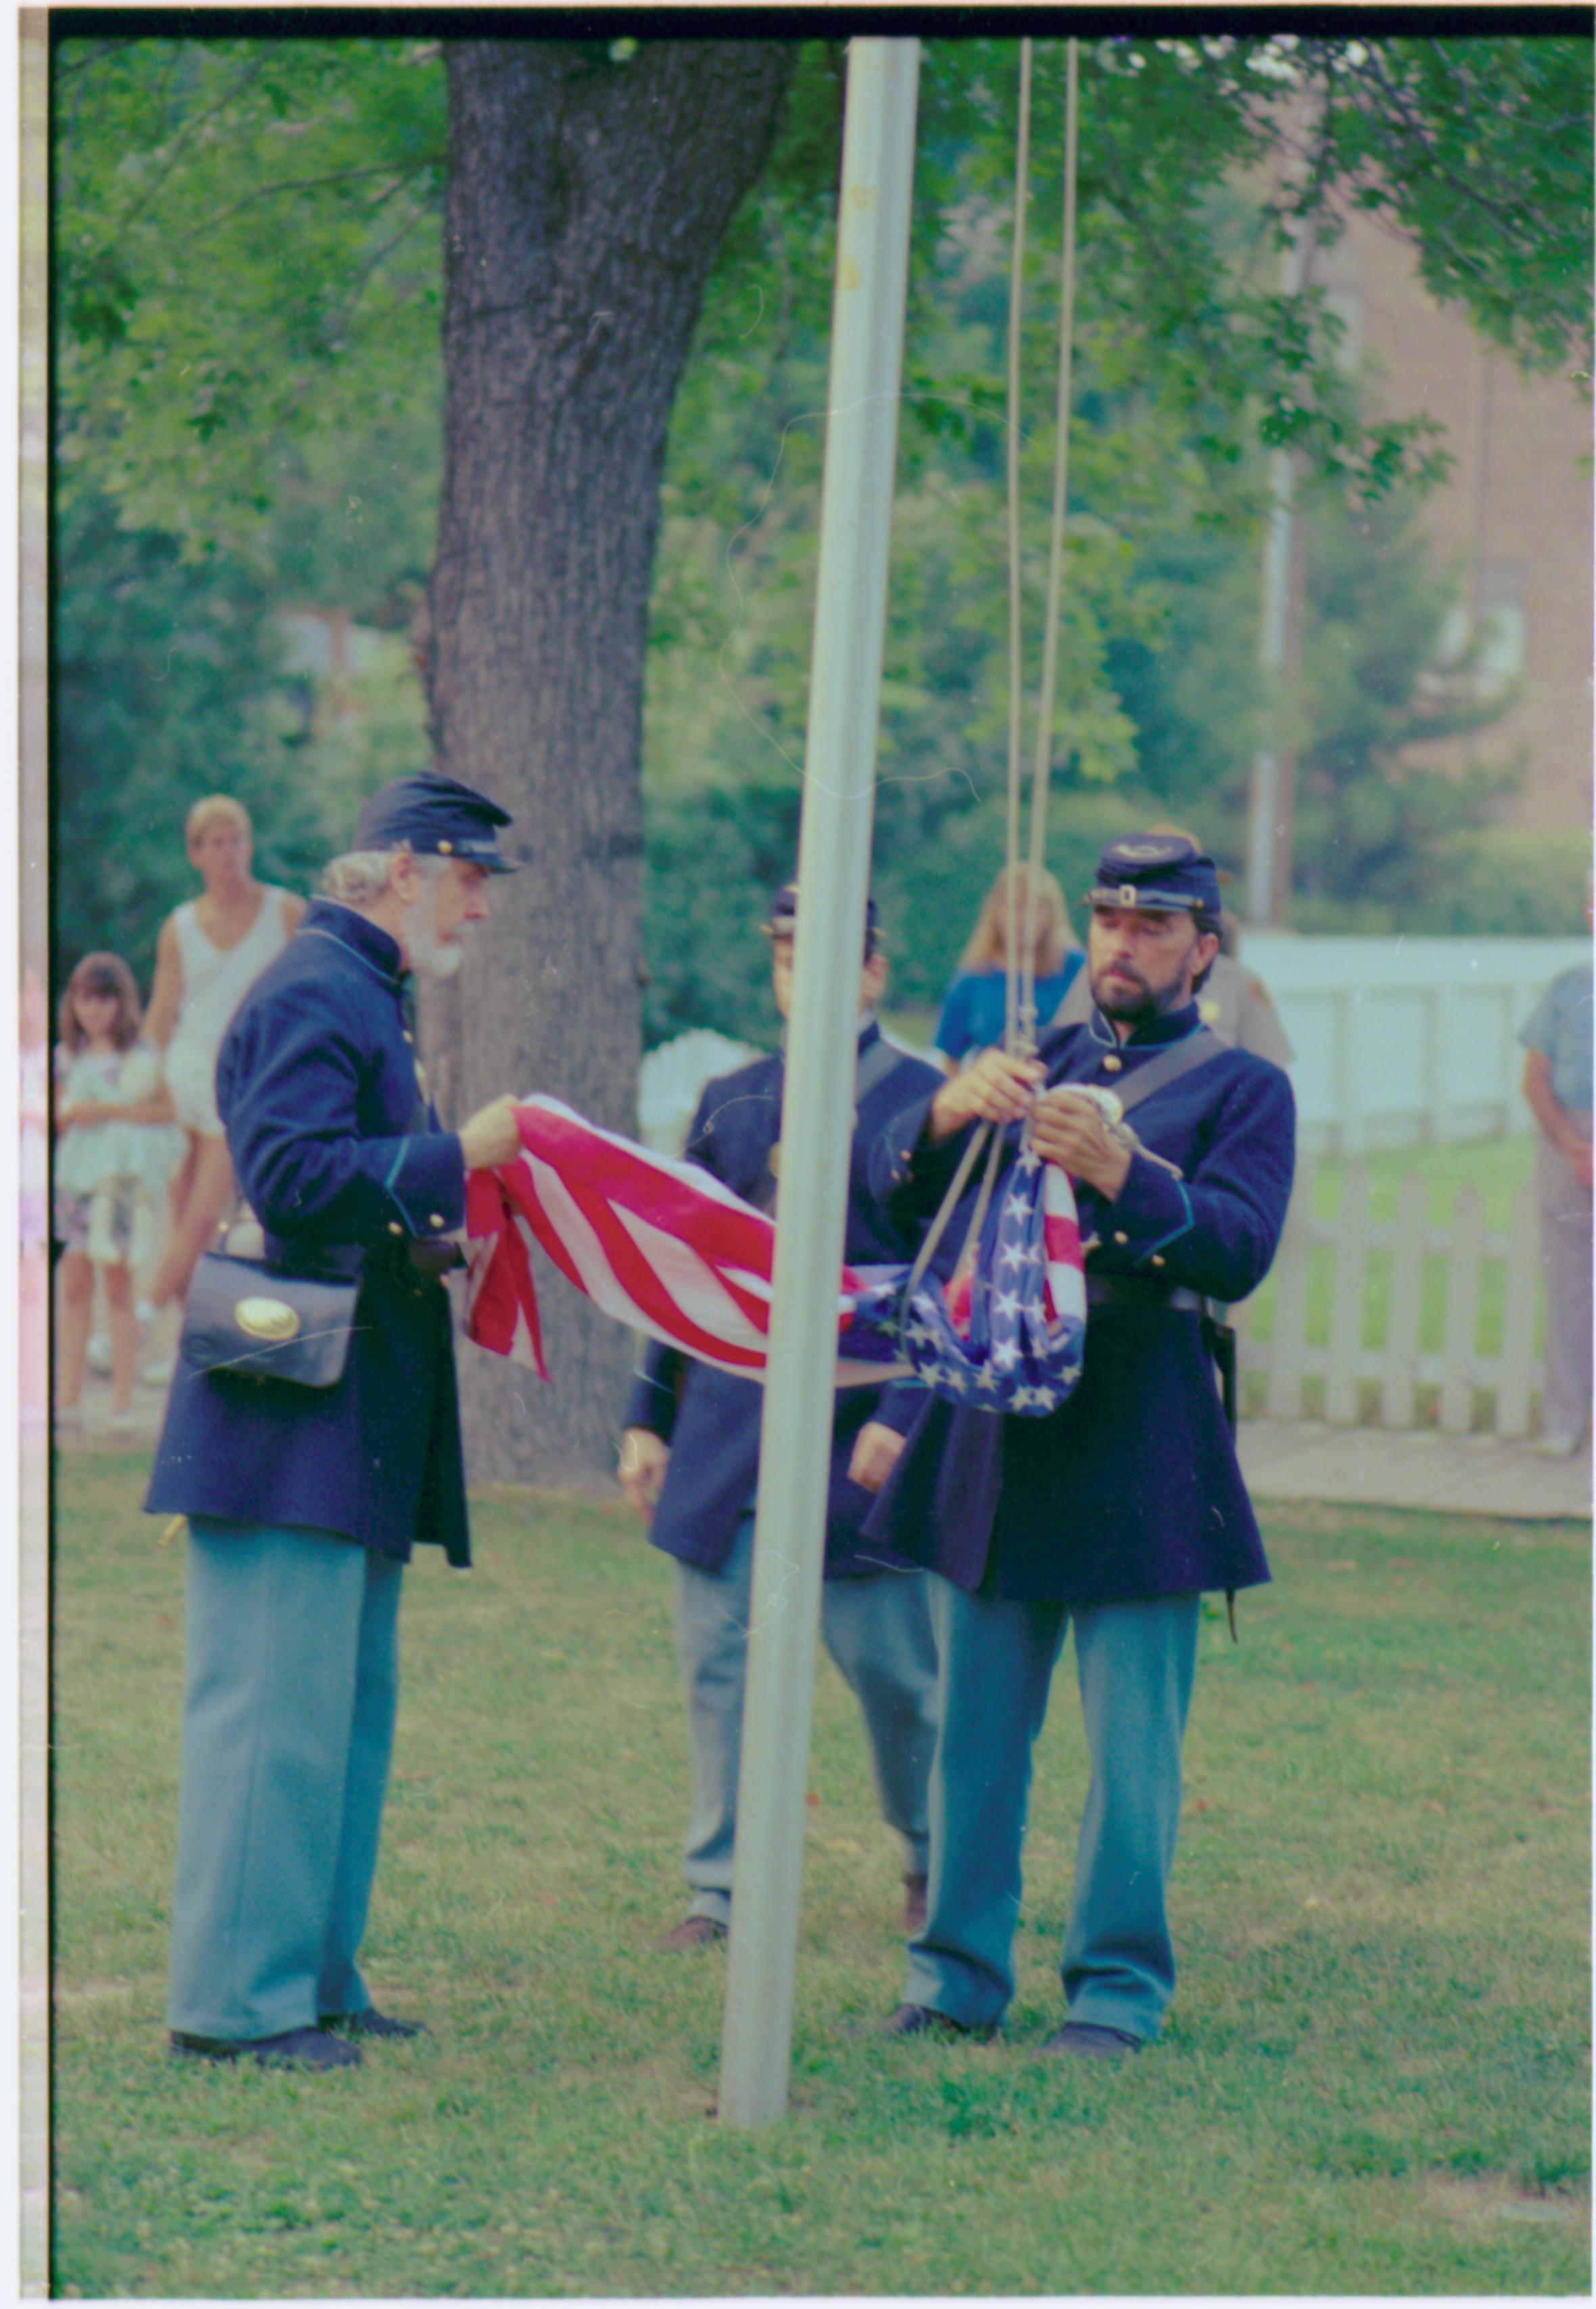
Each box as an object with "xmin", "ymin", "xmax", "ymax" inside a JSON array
[{"xmin": 426, "ymin": 37, "xmax": 795, "ymax": 1488}]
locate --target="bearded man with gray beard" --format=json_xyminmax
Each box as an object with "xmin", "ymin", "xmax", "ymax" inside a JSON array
[{"xmin": 147, "ymin": 775, "xmax": 526, "ymax": 2072}]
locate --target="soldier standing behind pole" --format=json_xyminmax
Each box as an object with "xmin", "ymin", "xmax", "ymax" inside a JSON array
[
  {"xmin": 147, "ymin": 775, "xmax": 527, "ymax": 2072},
  {"xmin": 618, "ymin": 884, "xmax": 943, "ymax": 1947}
]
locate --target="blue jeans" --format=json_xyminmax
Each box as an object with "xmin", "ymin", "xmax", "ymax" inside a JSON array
[
  {"xmin": 672, "ymin": 1512, "xmax": 938, "ymax": 1925},
  {"xmin": 904, "ymin": 1576, "xmax": 1200, "ymax": 2039},
  {"xmin": 167, "ymin": 1521, "xmax": 403, "ymax": 2041}
]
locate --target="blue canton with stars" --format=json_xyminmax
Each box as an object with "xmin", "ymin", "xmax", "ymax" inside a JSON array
[{"xmin": 844, "ymin": 1141, "xmax": 1086, "ymax": 1417}]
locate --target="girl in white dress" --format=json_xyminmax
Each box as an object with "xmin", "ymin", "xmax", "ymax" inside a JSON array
[
  {"xmin": 54, "ymin": 953, "xmax": 183, "ymax": 1430},
  {"xmin": 141, "ymin": 796, "xmax": 304, "ymax": 1357}
]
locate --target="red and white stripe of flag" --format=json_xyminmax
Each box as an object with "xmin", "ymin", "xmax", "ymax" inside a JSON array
[{"xmin": 464, "ymin": 1097, "xmax": 909, "ymax": 1386}]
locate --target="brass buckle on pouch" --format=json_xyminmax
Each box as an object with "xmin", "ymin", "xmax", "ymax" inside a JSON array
[{"xmin": 178, "ymin": 1252, "xmax": 360, "ymax": 1388}]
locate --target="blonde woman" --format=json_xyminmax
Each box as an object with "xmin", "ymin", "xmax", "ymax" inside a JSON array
[
  {"xmin": 141, "ymin": 797, "xmax": 304, "ymax": 1356},
  {"xmin": 933, "ymin": 864, "xmax": 1083, "ymax": 1074}
]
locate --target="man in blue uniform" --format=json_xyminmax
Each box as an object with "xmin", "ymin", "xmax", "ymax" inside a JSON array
[
  {"xmin": 859, "ymin": 835, "xmax": 1296, "ymax": 2056},
  {"xmin": 619, "ymin": 886, "xmax": 942, "ymax": 1948},
  {"xmin": 147, "ymin": 775, "xmax": 527, "ymax": 2071}
]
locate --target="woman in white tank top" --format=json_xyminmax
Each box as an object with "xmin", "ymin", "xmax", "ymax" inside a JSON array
[{"xmin": 141, "ymin": 795, "xmax": 304, "ymax": 1340}]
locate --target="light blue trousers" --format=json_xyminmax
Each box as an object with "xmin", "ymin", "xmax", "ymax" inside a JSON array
[
  {"xmin": 166, "ymin": 1519, "xmax": 403, "ymax": 2042},
  {"xmin": 673, "ymin": 1512, "xmax": 938, "ymax": 1925},
  {"xmin": 904, "ymin": 1576, "xmax": 1200, "ymax": 2040}
]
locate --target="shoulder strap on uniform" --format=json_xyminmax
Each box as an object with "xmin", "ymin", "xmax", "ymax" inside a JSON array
[
  {"xmin": 853, "ymin": 1030, "xmax": 913, "ymax": 1105},
  {"xmin": 1111, "ymin": 1026, "xmax": 1224, "ymax": 1118}
]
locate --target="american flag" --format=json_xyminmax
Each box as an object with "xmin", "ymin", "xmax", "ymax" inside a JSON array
[
  {"xmin": 846, "ymin": 1135, "xmax": 1087, "ymax": 1413},
  {"xmin": 463, "ymin": 1097, "xmax": 1086, "ymax": 1417}
]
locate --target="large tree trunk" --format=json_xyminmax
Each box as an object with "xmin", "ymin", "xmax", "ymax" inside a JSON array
[{"xmin": 426, "ymin": 37, "xmax": 795, "ymax": 1490}]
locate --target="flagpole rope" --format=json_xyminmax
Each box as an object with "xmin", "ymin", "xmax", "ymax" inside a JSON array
[
  {"xmin": 1002, "ymin": 36, "xmax": 1033, "ymax": 1059},
  {"xmin": 908, "ymin": 38, "xmax": 1083, "ymax": 1332},
  {"xmin": 901, "ymin": 1119, "xmax": 993, "ymax": 1310},
  {"xmin": 1020, "ymin": 35, "xmax": 1080, "ymax": 1051}
]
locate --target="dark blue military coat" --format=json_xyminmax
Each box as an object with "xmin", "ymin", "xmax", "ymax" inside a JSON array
[
  {"xmin": 145, "ymin": 900, "xmax": 472, "ymax": 1567},
  {"xmin": 862, "ymin": 1001, "xmax": 1296, "ymax": 1605},
  {"xmin": 623, "ymin": 1024, "xmax": 944, "ymax": 1579}
]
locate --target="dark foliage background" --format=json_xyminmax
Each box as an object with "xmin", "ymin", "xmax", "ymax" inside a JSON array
[{"xmin": 53, "ymin": 32, "xmax": 1593, "ymax": 1046}]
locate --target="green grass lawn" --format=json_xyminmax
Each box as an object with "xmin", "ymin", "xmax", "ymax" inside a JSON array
[
  {"xmin": 52, "ymin": 1456, "xmax": 1589, "ymax": 2297},
  {"xmin": 1327, "ymin": 1137, "xmax": 1536, "ymax": 1229}
]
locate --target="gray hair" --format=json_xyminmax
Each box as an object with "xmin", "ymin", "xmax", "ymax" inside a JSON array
[{"xmin": 320, "ymin": 847, "xmax": 447, "ymax": 908}]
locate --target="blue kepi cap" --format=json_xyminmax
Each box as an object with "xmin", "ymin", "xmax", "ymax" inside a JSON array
[
  {"xmin": 1085, "ymin": 833, "xmax": 1221, "ymax": 918},
  {"xmin": 765, "ymin": 881, "xmax": 881, "ymax": 957},
  {"xmin": 353, "ymin": 774, "xmax": 520, "ymax": 873}
]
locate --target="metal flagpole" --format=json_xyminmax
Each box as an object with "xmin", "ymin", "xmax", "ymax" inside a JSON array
[
  {"xmin": 1245, "ymin": 177, "xmax": 1315, "ymax": 925},
  {"xmin": 1244, "ymin": 421, "xmax": 1299, "ymax": 925},
  {"xmin": 716, "ymin": 32, "xmax": 921, "ymax": 2130}
]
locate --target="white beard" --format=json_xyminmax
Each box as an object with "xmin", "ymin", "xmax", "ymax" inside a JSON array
[{"xmin": 405, "ymin": 900, "xmax": 463, "ymax": 980}]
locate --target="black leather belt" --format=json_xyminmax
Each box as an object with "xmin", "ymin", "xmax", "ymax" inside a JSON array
[
  {"xmin": 262, "ymin": 1231, "xmax": 365, "ymax": 1283},
  {"xmin": 1085, "ymin": 1273, "xmax": 1206, "ymax": 1315},
  {"xmin": 258, "ymin": 1231, "xmax": 461, "ymax": 1286},
  {"xmin": 1086, "ymin": 1274, "xmax": 1237, "ymax": 1435},
  {"xmin": 406, "ymin": 1241, "xmax": 465, "ymax": 1280}
]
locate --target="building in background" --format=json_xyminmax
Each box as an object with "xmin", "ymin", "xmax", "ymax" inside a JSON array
[{"xmin": 1316, "ymin": 210, "xmax": 1593, "ymax": 832}]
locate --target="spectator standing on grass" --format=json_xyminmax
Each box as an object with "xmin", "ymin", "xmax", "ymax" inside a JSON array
[
  {"xmin": 53, "ymin": 953, "xmax": 183, "ymax": 1434},
  {"xmin": 139, "ymin": 796, "xmax": 304, "ymax": 1378},
  {"xmin": 147, "ymin": 776, "xmax": 528, "ymax": 2073},
  {"xmin": 934, "ymin": 865, "xmax": 1083, "ymax": 1074},
  {"xmin": 1520, "ymin": 890, "xmax": 1593, "ymax": 1457},
  {"xmin": 619, "ymin": 884, "xmax": 944, "ymax": 1948}
]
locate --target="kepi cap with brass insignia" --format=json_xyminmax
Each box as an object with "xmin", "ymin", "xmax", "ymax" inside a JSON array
[
  {"xmin": 1085, "ymin": 833, "xmax": 1221, "ymax": 918},
  {"xmin": 354, "ymin": 774, "xmax": 520, "ymax": 873},
  {"xmin": 762, "ymin": 880, "xmax": 882, "ymax": 959}
]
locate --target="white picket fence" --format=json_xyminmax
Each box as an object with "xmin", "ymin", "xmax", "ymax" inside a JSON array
[
  {"xmin": 1237, "ymin": 1156, "xmax": 1545, "ymax": 1436},
  {"xmin": 1241, "ymin": 934, "xmax": 1588, "ymax": 1158}
]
